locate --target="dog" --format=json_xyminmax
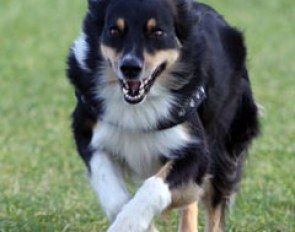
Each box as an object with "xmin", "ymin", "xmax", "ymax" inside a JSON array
[{"xmin": 66, "ymin": 0, "xmax": 260, "ymax": 231}]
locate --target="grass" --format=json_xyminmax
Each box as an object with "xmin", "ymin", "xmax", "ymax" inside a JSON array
[{"xmin": 0, "ymin": 0, "xmax": 294, "ymax": 231}]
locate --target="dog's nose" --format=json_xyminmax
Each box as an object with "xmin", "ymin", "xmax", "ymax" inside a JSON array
[{"xmin": 120, "ymin": 56, "xmax": 143, "ymax": 79}]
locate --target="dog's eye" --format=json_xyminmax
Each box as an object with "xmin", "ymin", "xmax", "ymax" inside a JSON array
[{"xmin": 109, "ymin": 27, "xmax": 122, "ymax": 37}]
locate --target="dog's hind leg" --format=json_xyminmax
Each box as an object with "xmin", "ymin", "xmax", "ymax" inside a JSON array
[
  {"xmin": 178, "ymin": 201, "xmax": 198, "ymax": 232},
  {"xmin": 203, "ymin": 201, "xmax": 226, "ymax": 232},
  {"xmin": 202, "ymin": 184, "xmax": 227, "ymax": 232}
]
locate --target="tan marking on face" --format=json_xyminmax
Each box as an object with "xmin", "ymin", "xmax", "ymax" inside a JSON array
[
  {"xmin": 116, "ymin": 18, "xmax": 125, "ymax": 31},
  {"xmin": 101, "ymin": 44, "xmax": 118, "ymax": 62},
  {"xmin": 103, "ymin": 66, "xmax": 119, "ymax": 84},
  {"xmin": 100, "ymin": 44, "xmax": 121, "ymax": 83},
  {"xmin": 143, "ymin": 49, "xmax": 180, "ymax": 84},
  {"xmin": 144, "ymin": 49, "xmax": 179, "ymax": 69},
  {"xmin": 146, "ymin": 18, "xmax": 157, "ymax": 31},
  {"xmin": 179, "ymin": 201, "xmax": 198, "ymax": 232},
  {"xmin": 143, "ymin": 49, "xmax": 179, "ymax": 85}
]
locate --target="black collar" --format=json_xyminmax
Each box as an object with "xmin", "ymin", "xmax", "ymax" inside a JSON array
[
  {"xmin": 156, "ymin": 86, "xmax": 206, "ymax": 130},
  {"xmin": 76, "ymin": 86, "xmax": 206, "ymax": 131}
]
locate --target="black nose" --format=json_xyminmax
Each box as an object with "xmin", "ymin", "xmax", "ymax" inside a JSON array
[{"xmin": 120, "ymin": 56, "xmax": 143, "ymax": 79}]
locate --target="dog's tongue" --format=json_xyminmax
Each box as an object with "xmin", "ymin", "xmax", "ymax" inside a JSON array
[{"xmin": 127, "ymin": 81, "xmax": 141, "ymax": 94}]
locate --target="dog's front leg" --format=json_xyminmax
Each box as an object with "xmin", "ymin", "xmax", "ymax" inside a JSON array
[
  {"xmin": 89, "ymin": 151, "xmax": 131, "ymax": 221},
  {"xmin": 108, "ymin": 135, "xmax": 209, "ymax": 232},
  {"xmin": 107, "ymin": 175, "xmax": 171, "ymax": 232}
]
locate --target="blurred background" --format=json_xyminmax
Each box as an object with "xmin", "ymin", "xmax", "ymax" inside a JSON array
[{"xmin": 0, "ymin": 0, "xmax": 294, "ymax": 231}]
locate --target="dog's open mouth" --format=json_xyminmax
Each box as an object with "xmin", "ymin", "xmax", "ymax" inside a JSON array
[{"xmin": 120, "ymin": 62, "xmax": 167, "ymax": 104}]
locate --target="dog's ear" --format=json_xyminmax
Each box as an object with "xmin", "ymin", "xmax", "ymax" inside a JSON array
[
  {"xmin": 174, "ymin": 0, "xmax": 193, "ymax": 9},
  {"xmin": 82, "ymin": 0, "xmax": 109, "ymax": 70},
  {"xmin": 88, "ymin": 0, "xmax": 106, "ymax": 7},
  {"xmin": 88, "ymin": 0, "xmax": 106, "ymax": 5},
  {"xmin": 84, "ymin": 0, "xmax": 109, "ymax": 35},
  {"xmin": 173, "ymin": 0, "xmax": 195, "ymax": 43},
  {"xmin": 87, "ymin": 0, "xmax": 108, "ymax": 16},
  {"xmin": 88, "ymin": 0, "xmax": 98, "ymax": 9}
]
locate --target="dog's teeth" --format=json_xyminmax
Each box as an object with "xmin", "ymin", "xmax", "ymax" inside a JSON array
[
  {"xmin": 123, "ymin": 88, "xmax": 128, "ymax": 95},
  {"xmin": 140, "ymin": 81, "xmax": 144, "ymax": 90},
  {"xmin": 139, "ymin": 89, "xmax": 144, "ymax": 96},
  {"xmin": 124, "ymin": 92, "xmax": 144, "ymax": 102}
]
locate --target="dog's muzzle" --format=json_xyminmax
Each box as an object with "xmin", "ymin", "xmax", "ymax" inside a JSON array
[{"xmin": 120, "ymin": 62, "xmax": 167, "ymax": 104}]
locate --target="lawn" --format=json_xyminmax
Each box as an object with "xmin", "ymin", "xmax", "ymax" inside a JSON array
[{"xmin": 0, "ymin": 0, "xmax": 294, "ymax": 231}]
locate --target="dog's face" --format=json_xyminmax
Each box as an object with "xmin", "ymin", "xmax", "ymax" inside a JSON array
[{"xmin": 99, "ymin": 0, "xmax": 182, "ymax": 104}]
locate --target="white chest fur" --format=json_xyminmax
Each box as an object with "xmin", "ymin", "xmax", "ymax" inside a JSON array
[
  {"xmin": 97, "ymin": 81, "xmax": 175, "ymax": 130},
  {"xmin": 91, "ymin": 81, "xmax": 196, "ymax": 178},
  {"xmin": 91, "ymin": 123, "xmax": 193, "ymax": 179}
]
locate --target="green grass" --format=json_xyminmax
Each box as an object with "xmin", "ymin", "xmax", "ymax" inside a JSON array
[{"xmin": 0, "ymin": 0, "xmax": 294, "ymax": 231}]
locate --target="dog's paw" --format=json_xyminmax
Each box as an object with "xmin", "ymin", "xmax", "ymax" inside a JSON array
[
  {"xmin": 107, "ymin": 177, "xmax": 170, "ymax": 232},
  {"xmin": 104, "ymin": 199, "xmax": 127, "ymax": 222},
  {"xmin": 107, "ymin": 213, "xmax": 159, "ymax": 232},
  {"xmin": 146, "ymin": 223, "xmax": 159, "ymax": 232},
  {"xmin": 107, "ymin": 213, "xmax": 149, "ymax": 232}
]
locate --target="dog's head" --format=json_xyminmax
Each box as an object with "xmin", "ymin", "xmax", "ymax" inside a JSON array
[{"xmin": 88, "ymin": 0, "xmax": 194, "ymax": 104}]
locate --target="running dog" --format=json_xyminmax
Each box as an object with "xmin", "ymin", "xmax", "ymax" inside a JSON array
[{"xmin": 66, "ymin": 0, "xmax": 260, "ymax": 231}]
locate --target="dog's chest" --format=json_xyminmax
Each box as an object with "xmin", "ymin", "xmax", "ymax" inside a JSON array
[{"xmin": 91, "ymin": 123, "xmax": 190, "ymax": 178}]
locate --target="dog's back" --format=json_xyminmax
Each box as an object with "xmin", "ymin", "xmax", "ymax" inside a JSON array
[{"xmin": 194, "ymin": 1, "xmax": 260, "ymax": 204}]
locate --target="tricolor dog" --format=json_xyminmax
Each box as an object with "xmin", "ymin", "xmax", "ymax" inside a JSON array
[{"xmin": 66, "ymin": 0, "xmax": 260, "ymax": 231}]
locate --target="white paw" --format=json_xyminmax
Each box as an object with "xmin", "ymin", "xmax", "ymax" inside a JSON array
[
  {"xmin": 104, "ymin": 196, "xmax": 129, "ymax": 221},
  {"xmin": 107, "ymin": 177, "xmax": 171, "ymax": 232},
  {"xmin": 147, "ymin": 223, "xmax": 159, "ymax": 232},
  {"xmin": 107, "ymin": 212, "xmax": 149, "ymax": 232}
]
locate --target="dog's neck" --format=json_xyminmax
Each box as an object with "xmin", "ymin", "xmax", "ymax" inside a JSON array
[
  {"xmin": 156, "ymin": 86, "xmax": 206, "ymax": 130},
  {"xmin": 76, "ymin": 86, "xmax": 206, "ymax": 132}
]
